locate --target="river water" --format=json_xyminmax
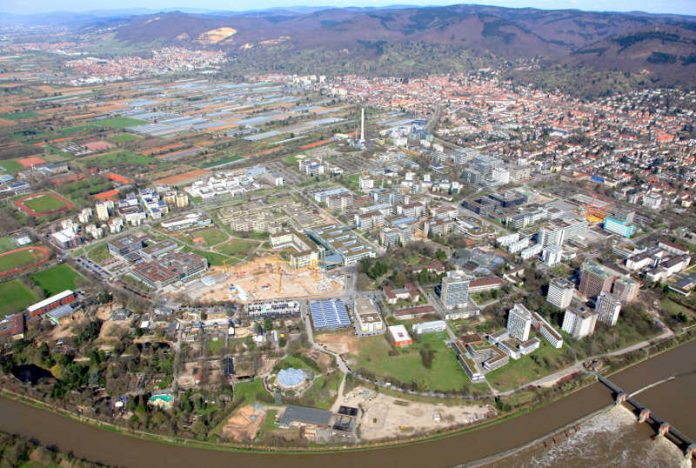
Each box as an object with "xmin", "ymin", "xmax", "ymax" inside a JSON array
[{"xmin": 0, "ymin": 341, "xmax": 694, "ymax": 468}]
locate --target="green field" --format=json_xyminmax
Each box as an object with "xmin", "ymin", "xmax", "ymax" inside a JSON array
[
  {"xmin": 30, "ymin": 264, "xmax": 84, "ymax": 295},
  {"xmin": 0, "ymin": 250, "xmax": 39, "ymax": 273},
  {"xmin": 206, "ymin": 337, "xmax": 226, "ymax": 355},
  {"xmin": 295, "ymin": 372, "xmax": 343, "ymax": 410},
  {"xmin": 191, "ymin": 228, "xmax": 228, "ymax": 247},
  {"xmin": 94, "ymin": 117, "xmax": 146, "ymax": 129},
  {"xmin": 233, "ymin": 379, "xmax": 271, "ymax": 405},
  {"xmin": 87, "ymin": 243, "xmax": 112, "ymax": 263},
  {"xmin": 84, "ymin": 151, "xmax": 154, "ymax": 168},
  {"xmin": 0, "ymin": 236, "xmax": 18, "ymax": 254},
  {"xmin": 201, "ymin": 154, "xmax": 243, "ymax": 169},
  {"xmin": 182, "ymin": 247, "xmax": 228, "ymax": 267},
  {"xmin": 108, "ymin": 133, "xmax": 139, "ymax": 143},
  {"xmin": 0, "ymin": 159, "xmax": 24, "ymax": 174},
  {"xmin": 214, "ymin": 239, "xmax": 257, "ymax": 257},
  {"xmin": 349, "ymin": 333, "xmax": 483, "ymax": 393},
  {"xmin": 0, "ymin": 279, "xmax": 39, "ymax": 317},
  {"xmin": 485, "ymin": 341, "xmax": 572, "ymax": 392},
  {"xmin": 23, "ymin": 194, "xmax": 68, "ymax": 213},
  {"xmin": 0, "ymin": 111, "xmax": 39, "ymax": 121}
]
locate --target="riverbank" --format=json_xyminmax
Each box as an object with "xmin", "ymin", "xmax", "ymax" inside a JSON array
[{"xmin": 0, "ymin": 338, "xmax": 693, "ymax": 468}]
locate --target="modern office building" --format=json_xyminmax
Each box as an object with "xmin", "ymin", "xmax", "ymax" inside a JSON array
[
  {"xmin": 562, "ymin": 304, "xmax": 598, "ymax": 339},
  {"xmin": 542, "ymin": 245, "xmax": 563, "ymax": 266},
  {"xmin": 440, "ymin": 271, "xmax": 472, "ymax": 309},
  {"xmin": 547, "ymin": 278, "xmax": 575, "ymax": 310},
  {"xmin": 603, "ymin": 216, "xmax": 636, "ymax": 238},
  {"xmin": 507, "ymin": 303, "xmax": 533, "ymax": 342},
  {"xmin": 613, "ymin": 276, "xmax": 640, "ymax": 303},
  {"xmin": 595, "ymin": 291, "xmax": 622, "ymax": 326}
]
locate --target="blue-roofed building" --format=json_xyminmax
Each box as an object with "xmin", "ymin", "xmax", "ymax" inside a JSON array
[{"xmin": 310, "ymin": 299, "xmax": 351, "ymax": 331}]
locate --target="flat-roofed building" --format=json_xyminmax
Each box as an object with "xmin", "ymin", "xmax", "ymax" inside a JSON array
[
  {"xmin": 270, "ymin": 230, "xmax": 324, "ymax": 268},
  {"xmin": 595, "ymin": 291, "xmax": 622, "ymax": 326},
  {"xmin": 440, "ymin": 270, "xmax": 472, "ymax": 309},
  {"xmin": 562, "ymin": 304, "xmax": 597, "ymax": 339},
  {"xmin": 353, "ymin": 297, "xmax": 384, "ymax": 336},
  {"xmin": 26, "ymin": 290, "xmax": 78, "ymax": 319},
  {"xmin": 547, "ymin": 278, "xmax": 575, "ymax": 310},
  {"xmin": 507, "ymin": 303, "xmax": 532, "ymax": 341},
  {"xmin": 388, "ymin": 324, "xmax": 413, "ymax": 348},
  {"xmin": 579, "ymin": 262, "xmax": 615, "ymax": 300}
]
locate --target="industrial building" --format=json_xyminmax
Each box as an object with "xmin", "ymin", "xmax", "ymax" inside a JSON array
[{"xmin": 310, "ymin": 299, "xmax": 351, "ymax": 331}]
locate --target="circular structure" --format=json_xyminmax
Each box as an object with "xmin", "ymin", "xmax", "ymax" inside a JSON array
[
  {"xmin": 15, "ymin": 192, "xmax": 73, "ymax": 218},
  {"xmin": 277, "ymin": 368, "xmax": 307, "ymax": 390}
]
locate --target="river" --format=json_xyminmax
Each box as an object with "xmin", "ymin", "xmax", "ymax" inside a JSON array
[{"xmin": 0, "ymin": 341, "xmax": 694, "ymax": 468}]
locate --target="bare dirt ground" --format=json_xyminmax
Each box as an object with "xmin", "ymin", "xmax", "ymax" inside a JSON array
[
  {"xmin": 48, "ymin": 310, "xmax": 89, "ymax": 341},
  {"xmin": 338, "ymin": 387, "xmax": 495, "ymax": 441},
  {"xmin": 221, "ymin": 404, "xmax": 266, "ymax": 441},
  {"xmin": 188, "ymin": 257, "xmax": 345, "ymax": 303},
  {"xmin": 95, "ymin": 303, "xmax": 130, "ymax": 347},
  {"xmin": 315, "ymin": 331, "xmax": 360, "ymax": 355}
]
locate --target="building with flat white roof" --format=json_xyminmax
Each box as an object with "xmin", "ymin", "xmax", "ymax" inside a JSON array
[
  {"xmin": 388, "ymin": 325, "xmax": 413, "ymax": 348},
  {"xmin": 353, "ymin": 297, "xmax": 384, "ymax": 336}
]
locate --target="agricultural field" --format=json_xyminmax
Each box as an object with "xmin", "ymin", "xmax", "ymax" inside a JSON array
[
  {"xmin": 0, "ymin": 111, "xmax": 39, "ymax": 121},
  {"xmin": 109, "ymin": 133, "xmax": 140, "ymax": 143},
  {"xmin": 93, "ymin": 117, "xmax": 146, "ymax": 129},
  {"xmin": 0, "ymin": 279, "xmax": 39, "ymax": 317},
  {"xmin": 30, "ymin": 264, "xmax": 84, "ymax": 295},
  {"xmin": 82, "ymin": 150, "xmax": 154, "ymax": 169},
  {"xmin": 349, "ymin": 333, "xmax": 483, "ymax": 393}
]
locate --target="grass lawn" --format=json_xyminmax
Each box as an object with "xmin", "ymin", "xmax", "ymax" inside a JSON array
[
  {"xmin": 276, "ymin": 354, "xmax": 320, "ymax": 372},
  {"xmin": 283, "ymin": 154, "xmax": 301, "ymax": 165},
  {"xmin": 87, "ymin": 243, "xmax": 112, "ymax": 263},
  {"xmin": 23, "ymin": 194, "xmax": 68, "ymax": 213},
  {"xmin": 182, "ymin": 247, "xmax": 228, "ymax": 267},
  {"xmin": 257, "ymin": 409, "xmax": 278, "ymax": 440},
  {"xmin": 214, "ymin": 239, "xmax": 257, "ymax": 257},
  {"xmin": 206, "ymin": 337, "xmax": 226, "ymax": 355},
  {"xmin": 0, "ymin": 159, "xmax": 24, "ymax": 174},
  {"xmin": 94, "ymin": 117, "xmax": 146, "ymax": 129},
  {"xmin": 233, "ymin": 379, "xmax": 271, "ymax": 405},
  {"xmin": 485, "ymin": 341, "xmax": 573, "ymax": 392},
  {"xmin": 30, "ymin": 264, "xmax": 84, "ymax": 295},
  {"xmin": 191, "ymin": 228, "xmax": 228, "ymax": 247},
  {"xmin": 349, "ymin": 333, "xmax": 480, "ymax": 393},
  {"xmin": 0, "ymin": 279, "xmax": 39, "ymax": 317},
  {"xmin": 0, "ymin": 111, "xmax": 39, "ymax": 121},
  {"xmin": 109, "ymin": 133, "xmax": 139, "ymax": 143},
  {"xmin": 296, "ymin": 372, "xmax": 343, "ymax": 410},
  {"xmin": 0, "ymin": 236, "xmax": 18, "ymax": 254},
  {"xmin": 0, "ymin": 250, "xmax": 40, "ymax": 273}
]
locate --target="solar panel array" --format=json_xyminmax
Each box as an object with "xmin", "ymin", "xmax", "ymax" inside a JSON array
[{"xmin": 310, "ymin": 299, "xmax": 351, "ymax": 330}]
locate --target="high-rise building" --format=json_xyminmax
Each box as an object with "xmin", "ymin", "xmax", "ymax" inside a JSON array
[
  {"xmin": 612, "ymin": 276, "xmax": 640, "ymax": 303},
  {"xmin": 578, "ymin": 262, "xmax": 615, "ymax": 300},
  {"xmin": 440, "ymin": 271, "xmax": 471, "ymax": 309},
  {"xmin": 595, "ymin": 291, "xmax": 622, "ymax": 326},
  {"xmin": 507, "ymin": 303, "xmax": 532, "ymax": 341},
  {"xmin": 542, "ymin": 245, "xmax": 563, "ymax": 267},
  {"xmin": 95, "ymin": 201, "xmax": 111, "ymax": 222},
  {"xmin": 538, "ymin": 221, "xmax": 566, "ymax": 248},
  {"xmin": 547, "ymin": 278, "xmax": 575, "ymax": 310},
  {"xmin": 562, "ymin": 304, "xmax": 597, "ymax": 339},
  {"xmin": 603, "ymin": 216, "xmax": 636, "ymax": 238}
]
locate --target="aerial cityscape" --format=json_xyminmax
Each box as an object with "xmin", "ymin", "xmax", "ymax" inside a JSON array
[{"xmin": 0, "ymin": 2, "xmax": 694, "ymax": 467}]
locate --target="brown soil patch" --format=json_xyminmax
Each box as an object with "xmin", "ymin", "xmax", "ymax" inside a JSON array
[
  {"xmin": 222, "ymin": 404, "xmax": 266, "ymax": 441},
  {"xmin": 315, "ymin": 331, "xmax": 360, "ymax": 355}
]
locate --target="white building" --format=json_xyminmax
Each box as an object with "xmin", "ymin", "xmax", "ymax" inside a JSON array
[
  {"xmin": 542, "ymin": 245, "xmax": 563, "ymax": 267},
  {"xmin": 412, "ymin": 320, "xmax": 447, "ymax": 335},
  {"xmin": 547, "ymin": 278, "xmax": 575, "ymax": 310},
  {"xmin": 440, "ymin": 271, "xmax": 471, "ymax": 309},
  {"xmin": 507, "ymin": 303, "xmax": 532, "ymax": 341},
  {"xmin": 562, "ymin": 305, "xmax": 597, "ymax": 339}
]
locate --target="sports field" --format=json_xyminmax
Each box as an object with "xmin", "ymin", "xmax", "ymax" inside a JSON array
[
  {"xmin": 23, "ymin": 194, "xmax": 68, "ymax": 212},
  {"xmin": 30, "ymin": 264, "xmax": 84, "ymax": 295},
  {"xmin": 0, "ymin": 246, "xmax": 51, "ymax": 277},
  {"xmin": 109, "ymin": 133, "xmax": 139, "ymax": 143},
  {"xmin": 0, "ymin": 279, "xmax": 39, "ymax": 317}
]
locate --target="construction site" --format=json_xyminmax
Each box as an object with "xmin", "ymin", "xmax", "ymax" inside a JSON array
[{"xmin": 183, "ymin": 255, "xmax": 346, "ymax": 303}]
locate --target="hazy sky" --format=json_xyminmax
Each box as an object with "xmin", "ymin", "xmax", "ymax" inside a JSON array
[{"xmin": 2, "ymin": 0, "xmax": 696, "ymax": 16}]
